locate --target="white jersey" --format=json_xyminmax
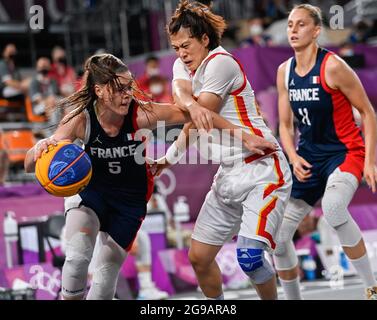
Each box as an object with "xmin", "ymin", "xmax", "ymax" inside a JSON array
[{"xmin": 173, "ymin": 46, "xmax": 279, "ymax": 164}]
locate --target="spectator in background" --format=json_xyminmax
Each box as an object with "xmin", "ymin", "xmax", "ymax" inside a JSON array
[
  {"xmin": 49, "ymin": 46, "xmax": 77, "ymax": 97},
  {"xmin": 148, "ymin": 75, "xmax": 173, "ymax": 103},
  {"xmin": 338, "ymin": 42, "xmax": 355, "ymax": 58},
  {"xmin": 338, "ymin": 42, "xmax": 366, "ymax": 69},
  {"xmin": 136, "ymin": 55, "xmax": 161, "ymax": 94},
  {"xmin": 241, "ymin": 16, "xmax": 274, "ymax": 47},
  {"xmin": 262, "ymin": 0, "xmax": 287, "ymax": 25},
  {"xmin": 29, "ymin": 57, "xmax": 59, "ymax": 123},
  {"xmin": 348, "ymin": 17, "xmax": 373, "ymax": 44},
  {"xmin": 0, "ymin": 44, "xmax": 29, "ymax": 101}
]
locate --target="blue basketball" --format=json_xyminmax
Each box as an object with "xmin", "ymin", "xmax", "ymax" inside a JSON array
[{"xmin": 35, "ymin": 140, "xmax": 92, "ymax": 197}]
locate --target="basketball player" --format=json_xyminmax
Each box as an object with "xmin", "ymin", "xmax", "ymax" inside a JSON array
[
  {"xmin": 153, "ymin": 1, "xmax": 292, "ymax": 300},
  {"xmin": 24, "ymin": 54, "xmax": 274, "ymax": 300},
  {"xmin": 272, "ymin": 4, "xmax": 377, "ymax": 300}
]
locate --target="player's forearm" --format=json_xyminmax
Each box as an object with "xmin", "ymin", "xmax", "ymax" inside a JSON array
[
  {"xmin": 211, "ymin": 112, "xmax": 249, "ymax": 143},
  {"xmin": 279, "ymin": 123, "xmax": 298, "ymax": 163},
  {"xmin": 172, "ymin": 80, "xmax": 196, "ymax": 111},
  {"xmin": 361, "ymin": 109, "xmax": 377, "ymax": 165},
  {"xmin": 4, "ymin": 79, "xmax": 23, "ymax": 90},
  {"xmin": 24, "ymin": 147, "xmax": 36, "ymax": 173},
  {"xmin": 175, "ymin": 122, "xmax": 196, "ymax": 151},
  {"xmin": 164, "ymin": 123, "xmax": 196, "ymax": 165}
]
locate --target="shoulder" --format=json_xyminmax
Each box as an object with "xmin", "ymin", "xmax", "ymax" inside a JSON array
[
  {"xmin": 324, "ymin": 53, "xmax": 353, "ymax": 86},
  {"xmin": 29, "ymin": 75, "xmax": 38, "ymax": 84},
  {"xmin": 0, "ymin": 60, "xmax": 8, "ymax": 72},
  {"xmin": 173, "ymin": 58, "xmax": 187, "ymax": 72},
  {"xmin": 277, "ymin": 60, "xmax": 288, "ymax": 75},
  {"xmin": 206, "ymin": 53, "xmax": 237, "ymax": 68},
  {"xmin": 324, "ymin": 53, "xmax": 347, "ymax": 75},
  {"xmin": 173, "ymin": 58, "xmax": 184, "ymax": 67},
  {"xmin": 276, "ymin": 59, "xmax": 291, "ymax": 83},
  {"xmin": 172, "ymin": 58, "xmax": 190, "ymax": 79},
  {"xmin": 205, "ymin": 54, "xmax": 240, "ymax": 79},
  {"xmin": 61, "ymin": 109, "xmax": 87, "ymax": 131}
]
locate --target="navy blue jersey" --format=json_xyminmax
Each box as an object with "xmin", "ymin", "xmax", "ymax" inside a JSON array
[
  {"xmin": 83, "ymin": 100, "xmax": 153, "ymax": 205},
  {"xmin": 286, "ymin": 48, "xmax": 365, "ymax": 206},
  {"xmin": 287, "ymin": 47, "xmax": 365, "ymax": 181}
]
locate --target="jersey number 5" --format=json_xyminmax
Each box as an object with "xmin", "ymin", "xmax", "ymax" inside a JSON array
[
  {"xmin": 109, "ymin": 162, "xmax": 121, "ymax": 174},
  {"xmin": 298, "ymin": 107, "xmax": 311, "ymax": 126}
]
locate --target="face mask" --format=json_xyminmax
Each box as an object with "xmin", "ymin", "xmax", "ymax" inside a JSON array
[
  {"xmin": 250, "ymin": 24, "xmax": 263, "ymax": 36},
  {"xmin": 147, "ymin": 67, "xmax": 160, "ymax": 77},
  {"xmin": 341, "ymin": 49, "xmax": 354, "ymax": 57},
  {"xmin": 150, "ymin": 84, "xmax": 164, "ymax": 95},
  {"xmin": 8, "ymin": 53, "xmax": 17, "ymax": 62},
  {"xmin": 57, "ymin": 57, "xmax": 67, "ymax": 65},
  {"xmin": 38, "ymin": 69, "xmax": 50, "ymax": 76}
]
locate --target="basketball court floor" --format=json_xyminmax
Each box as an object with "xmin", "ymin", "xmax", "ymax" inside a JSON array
[{"xmin": 169, "ymin": 276, "xmax": 371, "ymax": 300}]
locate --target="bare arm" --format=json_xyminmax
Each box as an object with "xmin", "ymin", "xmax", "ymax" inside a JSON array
[
  {"xmin": 326, "ymin": 55, "xmax": 377, "ymax": 192},
  {"xmin": 173, "ymin": 78, "xmax": 213, "ymax": 130},
  {"xmin": 137, "ymin": 101, "xmax": 192, "ymax": 130},
  {"xmin": 4, "ymin": 78, "xmax": 23, "ymax": 90},
  {"xmin": 277, "ymin": 62, "xmax": 297, "ymax": 162},
  {"xmin": 24, "ymin": 112, "xmax": 86, "ymax": 173},
  {"xmin": 277, "ymin": 62, "xmax": 312, "ymax": 182}
]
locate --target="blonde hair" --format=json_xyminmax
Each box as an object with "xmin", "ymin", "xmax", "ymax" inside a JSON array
[{"xmin": 291, "ymin": 4, "xmax": 323, "ymax": 26}]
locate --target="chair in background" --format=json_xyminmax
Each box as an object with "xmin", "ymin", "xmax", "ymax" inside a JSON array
[
  {"xmin": 0, "ymin": 98, "xmax": 25, "ymax": 122},
  {"xmin": 0, "ymin": 129, "xmax": 35, "ymax": 165},
  {"xmin": 24, "ymin": 96, "xmax": 47, "ymax": 123}
]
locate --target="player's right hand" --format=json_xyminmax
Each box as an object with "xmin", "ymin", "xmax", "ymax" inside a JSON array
[
  {"xmin": 147, "ymin": 157, "xmax": 173, "ymax": 177},
  {"xmin": 243, "ymin": 134, "xmax": 278, "ymax": 155},
  {"xmin": 291, "ymin": 155, "xmax": 312, "ymax": 182},
  {"xmin": 188, "ymin": 103, "xmax": 213, "ymax": 131},
  {"xmin": 33, "ymin": 137, "xmax": 58, "ymax": 161}
]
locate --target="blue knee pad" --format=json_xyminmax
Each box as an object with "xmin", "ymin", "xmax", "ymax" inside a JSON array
[
  {"xmin": 236, "ymin": 237, "xmax": 275, "ymax": 285},
  {"xmin": 237, "ymin": 248, "xmax": 264, "ymax": 272}
]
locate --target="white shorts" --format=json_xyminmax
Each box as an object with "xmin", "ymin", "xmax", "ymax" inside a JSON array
[{"xmin": 192, "ymin": 151, "xmax": 292, "ymax": 252}]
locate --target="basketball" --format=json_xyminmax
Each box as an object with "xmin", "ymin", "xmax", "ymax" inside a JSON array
[{"xmin": 35, "ymin": 140, "xmax": 92, "ymax": 197}]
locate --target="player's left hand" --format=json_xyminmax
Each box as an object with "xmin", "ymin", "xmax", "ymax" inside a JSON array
[{"xmin": 363, "ymin": 162, "xmax": 377, "ymax": 193}]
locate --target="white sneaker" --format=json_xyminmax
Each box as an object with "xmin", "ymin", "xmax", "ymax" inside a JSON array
[{"xmin": 137, "ymin": 285, "xmax": 169, "ymax": 300}]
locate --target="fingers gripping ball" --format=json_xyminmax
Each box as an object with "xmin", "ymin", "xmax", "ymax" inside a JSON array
[{"xmin": 35, "ymin": 141, "xmax": 92, "ymax": 197}]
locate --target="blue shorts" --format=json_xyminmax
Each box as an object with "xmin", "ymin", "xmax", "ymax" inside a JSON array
[
  {"xmin": 78, "ymin": 186, "xmax": 146, "ymax": 250},
  {"xmin": 291, "ymin": 151, "xmax": 347, "ymax": 206}
]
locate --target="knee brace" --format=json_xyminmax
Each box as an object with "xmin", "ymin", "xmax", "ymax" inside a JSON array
[
  {"xmin": 273, "ymin": 198, "xmax": 311, "ymax": 271},
  {"xmin": 236, "ymin": 237, "xmax": 275, "ymax": 285},
  {"xmin": 62, "ymin": 232, "xmax": 94, "ymax": 298},
  {"xmin": 87, "ymin": 262, "xmax": 121, "ymax": 300},
  {"xmin": 322, "ymin": 170, "xmax": 361, "ymax": 247}
]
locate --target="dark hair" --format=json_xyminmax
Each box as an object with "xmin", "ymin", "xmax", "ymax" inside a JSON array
[
  {"xmin": 145, "ymin": 55, "xmax": 159, "ymax": 64},
  {"xmin": 291, "ymin": 4, "xmax": 323, "ymax": 26},
  {"xmin": 59, "ymin": 54, "xmax": 151, "ymax": 125},
  {"xmin": 167, "ymin": 0, "xmax": 226, "ymax": 50},
  {"xmin": 197, "ymin": 0, "xmax": 213, "ymax": 7}
]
